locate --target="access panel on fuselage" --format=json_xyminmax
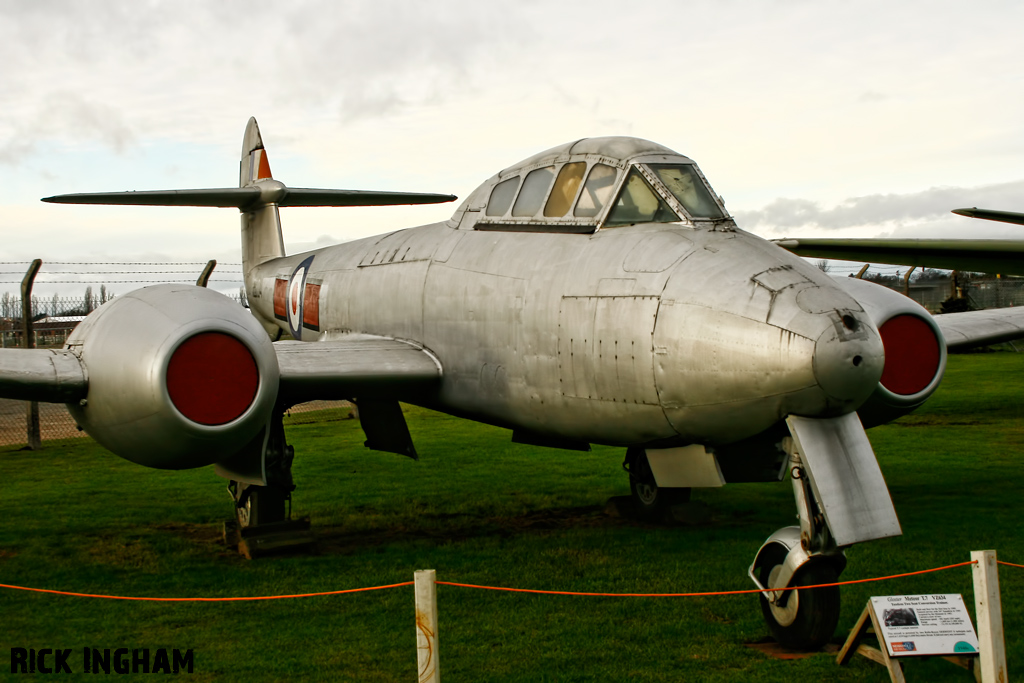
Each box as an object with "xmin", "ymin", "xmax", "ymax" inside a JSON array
[{"xmin": 558, "ymin": 295, "xmax": 661, "ymax": 405}]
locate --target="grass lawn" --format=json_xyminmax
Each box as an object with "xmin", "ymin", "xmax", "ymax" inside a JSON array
[{"xmin": 1, "ymin": 352, "xmax": 1022, "ymax": 681}]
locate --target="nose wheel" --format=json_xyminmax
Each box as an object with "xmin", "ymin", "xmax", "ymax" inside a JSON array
[{"xmin": 754, "ymin": 540, "xmax": 840, "ymax": 650}]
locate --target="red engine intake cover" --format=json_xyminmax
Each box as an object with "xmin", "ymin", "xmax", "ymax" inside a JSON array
[
  {"xmin": 166, "ymin": 332, "xmax": 259, "ymax": 425},
  {"xmin": 878, "ymin": 314, "xmax": 941, "ymax": 396}
]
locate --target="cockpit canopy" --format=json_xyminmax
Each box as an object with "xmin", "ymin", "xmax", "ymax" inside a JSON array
[{"xmin": 450, "ymin": 137, "xmax": 730, "ymax": 233}]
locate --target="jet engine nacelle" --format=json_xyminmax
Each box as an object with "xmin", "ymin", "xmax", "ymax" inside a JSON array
[
  {"xmin": 66, "ymin": 285, "xmax": 279, "ymax": 469},
  {"xmin": 832, "ymin": 277, "xmax": 946, "ymax": 428}
]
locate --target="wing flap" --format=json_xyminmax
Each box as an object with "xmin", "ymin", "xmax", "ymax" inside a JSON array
[
  {"xmin": 934, "ymin": 307, "xmax": 1024, "ymax": 351},
  {"xmin": 275, "ymin": 337, "xmax": 442, "ymax": 403},
  {"xmin": 0, "ymin": 349, "xmax": 87, "ymax": 403}
]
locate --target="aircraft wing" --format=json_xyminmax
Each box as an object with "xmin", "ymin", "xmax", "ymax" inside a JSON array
[
  {"xmin": 274, "ymin": 337, "xmax": 442, "ymax": 404},
  {"xmin": 934, "ymin": 307, "xmax": 1024, "ymax": 351},
  {"xmin": 0, "ymin": 348, "xmax": 87, "ymax": 403},
  {"xmin": 0, "ymin": 336, "xmax": 441, "ymax": 405},
  {"xmin": 773, "ymin": 238, "xmax": 1024, "ymax": 275}
]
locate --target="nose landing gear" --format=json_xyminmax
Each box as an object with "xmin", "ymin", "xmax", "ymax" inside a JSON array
[
  {"xmin": 751, "ymin": 527, "xmax": 843, "ymax": 649},
  {"xmin": 749, "ymin": 413, "xmax": 901, "ymax": 650},
  {"xmin": 749, "ymin": 435, "xmax": 845, "ymax": 649}
]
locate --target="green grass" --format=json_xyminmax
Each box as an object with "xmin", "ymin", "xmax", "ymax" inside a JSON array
[{"xmin": 1, "ymin": 353, "xmax": 1022, "ymax": 681}]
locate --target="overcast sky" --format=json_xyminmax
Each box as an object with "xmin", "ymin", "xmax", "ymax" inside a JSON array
[{"xmin": 3, "ymin": 0, "xmax": 1024, "ymax": 294}]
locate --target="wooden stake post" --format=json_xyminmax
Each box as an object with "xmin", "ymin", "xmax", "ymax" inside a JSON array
[
  {"xmin": 972, "ymin": 550, "xmax": 1008, "ymax": 683},
  {"xmin": 415, "ymin": 569, "xmax": 440, "ymax": 683}
]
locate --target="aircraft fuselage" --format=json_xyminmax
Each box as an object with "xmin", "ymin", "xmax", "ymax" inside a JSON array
[{"xmin": 249, "ymin": 222, "xmax": 884, "ymax": 449}]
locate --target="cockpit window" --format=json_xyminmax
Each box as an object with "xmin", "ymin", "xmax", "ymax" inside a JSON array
[
  {"xmin": 512, "ymin": 166, "xmax": 555, "ymax": 217},
  {"xmin": 486, "ymin": 177, "xmax": 520, "ymax": 216},
  {"xmin": 544, "ymin": 162, "xmax": 586, "ymax": 217},
  {"xmin": 605, "ymin": 169, "xmax": 680, "ymax": 227},
  {"xmin": 650, "ymin": 164, "xmax": 724, "ymax": 219},
  {"xmin": 574, "ymin": 164, "xmax": 618, "ymax": 218}
]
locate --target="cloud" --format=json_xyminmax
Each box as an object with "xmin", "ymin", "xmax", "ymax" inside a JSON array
[
  {"xmin": 735, "ymin": 179, "xmax": 1024, "ymax": 232},
  {"xmin": 0, "ymin": 92, "xmax": 136, "ymax": 165},
  {"xmin": 0, "ymin": 1, "xmax": 534, "ymax": 156}
]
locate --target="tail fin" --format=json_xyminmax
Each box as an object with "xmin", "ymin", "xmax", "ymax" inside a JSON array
[
  {"xmin": 238, "ymin": 118, "xmax": 286, "ymax": 284},
  {"xmin": 240, "ymin": 117, "xmax": 274, "ymax": 187}
]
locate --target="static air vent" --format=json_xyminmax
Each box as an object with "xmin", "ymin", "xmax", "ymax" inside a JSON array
[
  {"xmin": 878, "ymin": 315, "xmax": 941, "ymax": 396},
  {"xmin": 167, "ymin": 332, "xmax": 259, "ymax": 425}
]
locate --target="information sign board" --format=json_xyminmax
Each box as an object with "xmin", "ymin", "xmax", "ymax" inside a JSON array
[{"xmin": 870, "ymin": 594, "xmax": 979, "ymax": 657}]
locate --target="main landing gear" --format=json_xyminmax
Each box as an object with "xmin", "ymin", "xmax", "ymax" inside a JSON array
[
  {"xmin": 749, "ymin": 436, "xmax": 844, "ymax": 650},
  {"xmin": 622, "ymin": 447, "xmax": 691, "ymax": 521},
  {"xmin": 223, "ymin": 409, "xmax": 313, "ymax": 559}
]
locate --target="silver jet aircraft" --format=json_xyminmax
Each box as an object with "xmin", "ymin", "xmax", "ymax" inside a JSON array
[{"xmin": 5, "ymin": 119, "xmax": 1022, "ymax": 649}]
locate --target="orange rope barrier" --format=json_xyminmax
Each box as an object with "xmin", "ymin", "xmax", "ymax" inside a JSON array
[
  {"xmin": 0, "ymin": 581, "xmax": 413, "ymax": 602},
  {"xmin": 998, "ymin": 560, "xmax": 1024, "ymax": 569},
  {"xmin": 0, "ymin": 559, "xmax": 987, "ymax": 602},
  {"xmin": 436, "ymin": 561, "xmax": 978, "ymax": 597}
]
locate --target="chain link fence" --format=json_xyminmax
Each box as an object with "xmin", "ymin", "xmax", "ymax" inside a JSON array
[{"xmin": 0, "ymin": 400, "xmax": 353, "ymax": 448}]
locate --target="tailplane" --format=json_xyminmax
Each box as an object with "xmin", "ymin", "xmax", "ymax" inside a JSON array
[{"xmin": 41, "ymin": 114, "xmax": 457, "ymax": 313}]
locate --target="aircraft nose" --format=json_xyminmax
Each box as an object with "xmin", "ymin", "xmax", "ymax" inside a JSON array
[{"xmin": 811, "ymin": 311, "xmax": 885, "ymax": 412}]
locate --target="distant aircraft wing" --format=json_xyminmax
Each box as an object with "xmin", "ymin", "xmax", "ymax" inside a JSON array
[
  {"xmin": 951, "ymin": 207, "xmax": 1024, "ymax": 226},
  {"xmin": 773, "ymin": 238, "xmax": 1024, "ymax": 275},
  {"xmin": 275, "ymin": 337, "xmax": 442, "ymax": 404},
  {"xmin": 934, "ymin": 307, "xmax": 1024, "ymax": 351}
]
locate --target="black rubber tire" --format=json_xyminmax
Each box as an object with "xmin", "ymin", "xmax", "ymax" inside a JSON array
[
  {"xmin": 757, "ymin": 542, "xmax": 841, "ymax": 650},
  {"xmin": 626, "ymin": 448, "xmax": 690, "ymax": 521}
]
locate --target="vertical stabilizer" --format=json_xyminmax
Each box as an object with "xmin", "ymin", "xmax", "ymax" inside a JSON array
[{"xmin": 239, "ymin": 118, "xmax": 286, "ymax": 323}]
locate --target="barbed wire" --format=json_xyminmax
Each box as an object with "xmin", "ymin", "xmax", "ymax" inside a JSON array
[
  {"xmin": 0, "ymin": 261, "xmax": 242, "ymax": 266},
  {"xmin": 0, "ymin": 271, "xmax": 242, "ymax": 275},
  {"xmin": 0, "ymin": 279, "xmax": 242, "ymax": 284}
]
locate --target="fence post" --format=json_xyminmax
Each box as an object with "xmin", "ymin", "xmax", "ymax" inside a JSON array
[
  {"xmin": 902, "ymin": 266, "xmax": 917, "ymax": 297},
  {"xmin": 21, "ymin": 259, "xmax": 42, "ymax": 450},
  {"xmin": 971, "ymin": 550, "xmax": 1007, "ymax": 683},
  {"xmin": 415, "ymin": 569, "xmax": 440, "ymax": 683},
  {"xmin": 196, "ymin": 260, "xmax": 217, "ymax": 287}
]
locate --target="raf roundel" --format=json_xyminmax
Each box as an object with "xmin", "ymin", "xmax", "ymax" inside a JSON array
[{"xmin": 166, "ymin": 332, "xmax": 260, "ymax": 426}]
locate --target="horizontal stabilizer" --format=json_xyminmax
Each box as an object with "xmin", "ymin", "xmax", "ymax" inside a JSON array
[
  {"xmin": 0, "ymin": 349, "xmax": 87, "ymax": 403},
  {"xmin": 42, "ymin": 187, "xmax": 457, "ymax": 209},
  {"xmin": 275, "ymin": 336, "xmax": 442, "ymax": 404}
]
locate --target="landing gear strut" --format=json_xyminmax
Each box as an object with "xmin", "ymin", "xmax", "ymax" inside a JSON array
[
  {"xmin": 623, "ymin": 447, "xmax": 690, "ymax": 521},
  {"xmin": 223, "ymin": 409, "xmax": 313, "ymax": 558},
  {"xmin": 749, "ymin": 436, "xmax": 844, "ymax": 650}
]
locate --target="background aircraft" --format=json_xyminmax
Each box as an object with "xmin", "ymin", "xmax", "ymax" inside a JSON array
[
  {"xmin": 3, "ymin": 119, "xmax": 1022, "ymax": 650},
  {"xmin": 775, "ymin": 207, "xmax": 1024, "ymax": 275}
]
